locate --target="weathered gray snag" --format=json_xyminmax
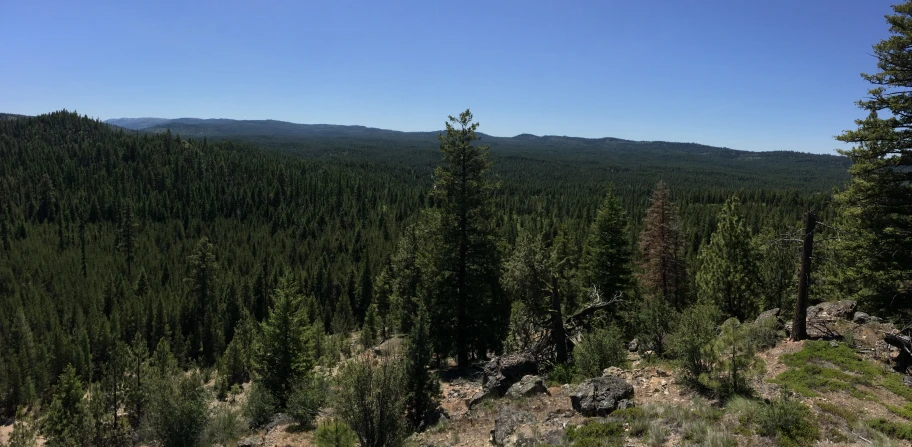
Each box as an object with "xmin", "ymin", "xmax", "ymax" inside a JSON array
[{"xmin": 791, "ymin": 211, "xmax": 816, "ymax": 341}]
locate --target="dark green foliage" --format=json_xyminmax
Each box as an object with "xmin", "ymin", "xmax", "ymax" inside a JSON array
[
  {"xmin": 696, "ymin": 197, "xmax": 759, "ymax": 321},
  {"xmin": 253, "ymin": 275, "xmax": 316, "ymax": 408},
  {"xmin": 242, "ymin": 383, "xmax": 277, "ymax": 429},
  {"xmin": 315, "ymin": 420, "xmax": 358, "ymax": 447},
  {"xmin": 573, "ymin": 326, "xmax": 627, "ymax": 378},
  {"xmin": 425, "ymin": 110, "xmax": 507, "ymax": 367},
  {"xmin": 42, "ymin": 365, "xmax": 91, "ymax": 447},
  {"xmin": 360, "ymin": 303, "xmax": 378, "ymax": 348},
  {"xmin": 701, "ymin": 318, "xmax": 764, "ymax": 395},
  {"xmin": 149, "ymin": 372, "xmax": 209, "ymax": 447},
  {"xmin": 581, "ymin": 190, "xmax": 632, "ymax": 304},
  {"xmin": 667, "ymin": 303, "xmax": 721, "ymax": 382},
  {"xmin": 834, "ymin": 2, "xmax": 912, "ymax": 315},
  {"xmin": 287, "ymin": 375, "xmax": 327, "ymax": 427},
  {"xmin": 332, "ymin": 355, "xmax": 406, "ymax": 447},
  {"xmin": 404, "ymin": 304, "xmax": 440, "ymax": 430},
  {"xmin": 756, "ymin": 394, "xmax": 819, "ymax": 447},
  {"xmin": 632, "ymin": 297, "xmax": 677, "ymax": 357}
]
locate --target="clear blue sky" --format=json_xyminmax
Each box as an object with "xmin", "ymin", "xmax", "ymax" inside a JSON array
[{"xmin": 0, "ymin": 0, "xmax": 897, "ymax": 154}]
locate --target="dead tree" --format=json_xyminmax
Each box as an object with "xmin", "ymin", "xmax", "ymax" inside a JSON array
[{"xmin": 791, "ymin": 211, "xmax": 816, "ymax": 341}]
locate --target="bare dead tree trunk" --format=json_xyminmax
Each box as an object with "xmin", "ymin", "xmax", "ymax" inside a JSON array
[
  {"xmin": 791, "ymin": 211, "xmax": 816, "ymax": 341},
  {"xmin": 550, "ymin": 276, "xmax": 567, "ymax": 364}
]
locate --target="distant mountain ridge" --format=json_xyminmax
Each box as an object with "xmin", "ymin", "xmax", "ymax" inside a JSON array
[{"xmin": 103, "ymin": 116, "xmax": 839, "ymax": 159}]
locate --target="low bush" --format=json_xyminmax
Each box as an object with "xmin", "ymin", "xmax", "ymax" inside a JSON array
[
  {"xmin": 287, "ymin": 375, "xmax": 327, "ymax": 427},
  {"xmin": 243, "ymin": 382, "xmax": 277, "ymax": 428},
  {"xmin": 315, "ymin": 419, "xmax": 358, "ymax": 447},
  {"xmin": 573, "ymin": 326, "xmax": 627, "ymax": 379},
  {"xmin": 756, "ymin": 394, "xmax": 819, "ymax": 447}
]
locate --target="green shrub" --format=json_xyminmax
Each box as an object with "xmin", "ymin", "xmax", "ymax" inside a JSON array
[
  {"xmin": 546, "ymin": 362, "xmax": 577, "ymax": 385},
  {"xmin": 287, "ymin": 375, "xmax": 327, "ymax": 427},
  {"xmin": 315, "ymin": 420, "xmax": 358, "ymax": 447},
  {"xmin": 150, "ymin": 373, "xmax": 210, "ymax": 447},
  {"xmin": 205, "ymin": 402, "xmax": 247, "ymax": 446},
  {"xmin": 756, "ymin": 394, "xmax": 819, "ymax": 447},
  {"xmin": 700, "ymin": 318, "xmax": 765, "ymax": 396},
  {"xmin": 667, "ymin": 303, "xmax": 720, "ymax": 382},
  {"xmin": 243, "ymin": 382, "xmax": 277, "ymax": 428},
  {"xmin": 332, "ymin": 355, "xmax": 407, "ymax": 447},
  {"xmin": 573, "ymin": 326, "xmax": 626, "ymax": 378},
  {"xmin": 744, "ymin": 316, "xmax": 781, "ymax": 351}
]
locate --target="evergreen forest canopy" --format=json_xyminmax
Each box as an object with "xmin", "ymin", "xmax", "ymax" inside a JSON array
[{"xmin": 1, "ymin": 5, "xmax": 911, "ymax": 441}]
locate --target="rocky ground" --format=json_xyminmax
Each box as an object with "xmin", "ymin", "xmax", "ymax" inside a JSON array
[{"xmin": 5, "ymin": 300, "xmax": 912, "ymax": 447}]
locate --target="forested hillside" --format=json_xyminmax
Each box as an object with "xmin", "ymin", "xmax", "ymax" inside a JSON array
[{"xmin": 0, "ymin": 104, "xmax": 892, "ymax": 447}]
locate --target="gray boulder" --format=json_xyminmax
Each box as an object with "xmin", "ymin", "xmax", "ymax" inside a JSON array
[
  {"xmin": 807, "ymin": 300, "xmax": 857, "ymax": 320},
  {"xmin": 853, "ymin": 312, "xmax": 871, "ymax": 324},
  {"xmin": 506, "ymin": 375, "xmax": 550, "ymax": 398},
  {"xmin": 482, "ymin": 353, "xmax": 538, "ymax": 397},
  {"xmin": 756, "ymin": 308, "xmax": 785, "ymax": 330},
  {"xmin": 492, "ymin": 405, "xmax": 536, "ymax": 446},
  {"xmin": 628, "ymin": 339, "xmax": 639, "ymax": 352},
  {"xmin": 570, "ymin": 376, "xmax": 634, "ymax": 416}
]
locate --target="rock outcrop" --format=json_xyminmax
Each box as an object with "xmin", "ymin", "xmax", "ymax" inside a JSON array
[
  {"xmin": 807, "ymin": 300, "xmax": 857, "ymax": 320},
  {"xmin": 506, "ymin": 375, "xmax": 550, "ymax": 398},
  {"xmin": 569, "ymin": 376, "xmax": 634, "ymax": 416},
  {"xmin": 468, "ymin": 353, "xmax": 538, "ymax": 408}
]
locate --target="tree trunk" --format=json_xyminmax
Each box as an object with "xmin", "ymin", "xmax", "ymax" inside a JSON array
[
  {"xmin": 791, "ymin": 211, "xmax": 816, "ymax": 342},
  {"xmin": 550, "ymin": 276, "xmax": 567, "ymax": 364}
]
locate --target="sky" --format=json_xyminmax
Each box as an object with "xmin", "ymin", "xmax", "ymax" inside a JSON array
[{"xmin": 0, "ymin": 0, "xmax": 898, "ymax": 154}]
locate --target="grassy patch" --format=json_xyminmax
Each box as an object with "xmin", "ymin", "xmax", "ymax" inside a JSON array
[
  {"xmin": 817, "ymin": 401, "xmax": 859, "ymax": 424},
  {"xmin": 869, "ymin": 418, "xmax": 912, "ymax": 441},
  {"xmin": 564, "ymin": 421, "xmax": 626, "ymax": 447},
  {"xmin": 772, "ymin": 341, "xmax": 880, "ymax": 397},
  {"xmin": 886, "ymin": 403, "xmax": 912, "ymax": 421},
  {"xmin": 883, "ymin": 374, "xmax": 912, "ymax": 401}
]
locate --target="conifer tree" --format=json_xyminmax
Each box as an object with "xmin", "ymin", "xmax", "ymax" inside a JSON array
[
  {"xmin": 185, "ymin": 237, "xmax": 218, "ymax": 362},
  {"xmin": 43, "ymin": 365, "xmax": 91, "ymax": 447},
  {"xmin": 638, "ymin": 181, "xmax": 687, "ymax": 309},
  {"xmin": 429, "ymin": 109, "xmax": 505, "ymax": 367},
  {"xmin": 696, "ymin": 197, "xmax": 759, "ymax": 320},
  {"xmin": 835, "ymin": 1, "xmax": 912, "ymax": 313},
  {"xmin": 581, "ymin": 189, "xmax": 632, "ymax": 302},
  {"xmin": 253, "ymin": 275, "xmax": 316, "ymax": 408},
  {"xmin": 404, "ymin": 304, "xmax": 440, "ymax": 430},
  {"xmin": 117, "ymin": 201, "xmax": 138, "ymax": 277}
]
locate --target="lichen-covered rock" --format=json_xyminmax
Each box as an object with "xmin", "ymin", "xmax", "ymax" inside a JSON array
[
  {"xmin": 853, "ymin": 311, "xmax": 871, "ymax": 324},
  {"xmin": 492, "ymin": 405, "xmax": 536, "ymax": 446},
  {"xmin": 628, "ymin": 339, "xmax": 639, "ymax": 352},
  {"xmin": 570, "ymin": 376, "xmax": 634, "ymax": 416},
  {"xmin": 506, "ymin": 375, "xmax": 550, "ymax": 398},
  {"xmin": 807, "ymin": 300, "xmax": 857, "ymax": 320}
]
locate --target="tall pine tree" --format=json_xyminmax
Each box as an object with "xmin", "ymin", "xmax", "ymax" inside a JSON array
[
  {"xmin": 835, "ymin": 1, "xmax": 912, "ymax": 313},
  {"xmin": 429, "ymin": 110, "xmax": 505, "ymax": 367},
  {"xmin": 638, "ymin": 181, "xmax": 688, "ymax": 309},
  {"xmin": 581, "ymin": 189, "xmax": 632, "ymax": 302}
]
